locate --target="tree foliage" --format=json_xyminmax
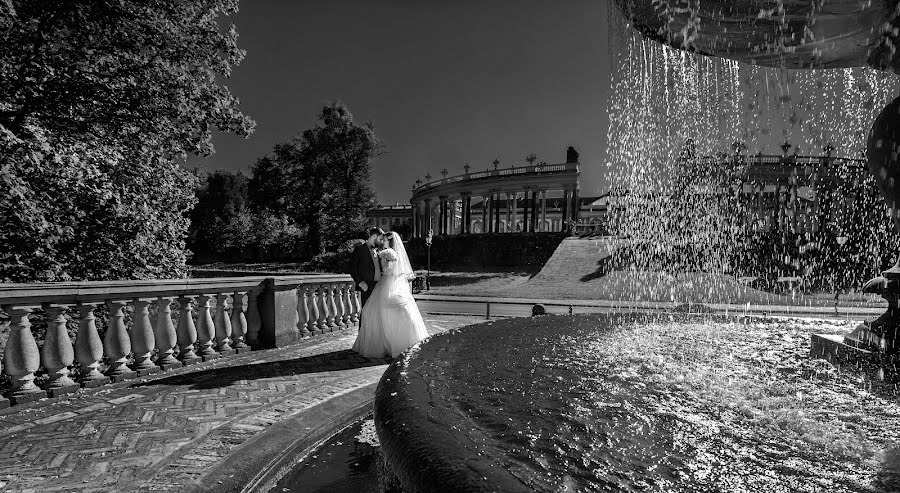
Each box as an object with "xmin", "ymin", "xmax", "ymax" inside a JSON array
[
  {"xmin": 0, "ymin": 1, "xmax": 254, "ymax": 281},
  {"xmin": 253, "ymin": 101, "xmax": 382, "ymax": 258}
]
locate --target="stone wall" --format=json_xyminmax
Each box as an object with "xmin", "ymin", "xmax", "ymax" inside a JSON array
[{"xmin": 405, "ymin": 233, "xmax": 567, "ymax": 270}]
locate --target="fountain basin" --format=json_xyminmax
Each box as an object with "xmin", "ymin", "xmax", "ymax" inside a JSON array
[
  {"xmin": 375, "ymin": 314, "xmax": 899, "ymax": 492},
  {"xmin": 615, "ymin": 0, "xmax": 900, "ymax": 72}
]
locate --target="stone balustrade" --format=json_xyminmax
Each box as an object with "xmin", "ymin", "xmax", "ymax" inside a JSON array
[{"xmin": 0, "ymin": 275, "xmax": 359, "ymax": 407}]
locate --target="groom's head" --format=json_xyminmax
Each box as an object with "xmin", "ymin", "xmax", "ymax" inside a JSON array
[{"xmin": 366, "ymin": 227, "xmax": 386, "ymax": 247}]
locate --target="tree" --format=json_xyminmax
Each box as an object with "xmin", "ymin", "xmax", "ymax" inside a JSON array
[
  {"xmin": 260, "ymin": 101, "xmax": 382, "ymax": 258},
  {"xmin": 0, "ymin": 1, "xmax": 254, "ymax": 281},
  {"xmin": 188, "ymin": 170, "xmax": 250, "ymax": 261}
]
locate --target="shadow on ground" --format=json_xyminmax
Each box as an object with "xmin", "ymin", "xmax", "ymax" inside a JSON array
[{"xmin": 131, "ymin": 349, "xmax": 392, "ymax": 390}]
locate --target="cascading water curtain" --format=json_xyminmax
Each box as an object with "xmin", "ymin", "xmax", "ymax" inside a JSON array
[{"xmin": 606, "ymin": 6, "xmax": 900, "ymax": 292}]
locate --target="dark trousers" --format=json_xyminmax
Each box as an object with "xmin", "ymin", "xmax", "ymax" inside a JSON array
[{"xmin": 360, "ymin": 281, "xmax": 377, "ymax": 308}]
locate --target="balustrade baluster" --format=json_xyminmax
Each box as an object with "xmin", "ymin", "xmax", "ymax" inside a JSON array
[
  {"xmin": 230, "ymin": 292, "xmax": 249, "ymax": 353},
  {"xmin": 316, "ymin": 285, "xmax": 329, "ymax": 333},
  {"xmin": 155, "ymin": 297, "xmax": 182, "ymax": 369},
  {"xmin": 130, "ymin": 299, "xmax": 159, "ymax": 375},
  {"xmin": 196, "ymin": 295, "xmax": 219, "ymax": 360},
  {"xmin": 325, "ymin": 284, "xmax": 337, "ymax": 330},
  {"xmin": 41, "ymin": 304, "xmax": 79, "ymax": 396},
  {"xmin": 351, "ymin": 290, "xmax": 361, "ymax": 326},
  {"xmin": 307, "ymin": 286, "xmax": 320, "ymax": 335},
  {"xmin": 298, "ymin": 286, "xmax": 311, "ymax": 338},
  {"xmin": 341, "ymin": 283, "xmax": 353, "ymax": 326},
  {"xmin": 104, "ymin": 301, "xmax": 136, "ymax": 381},
  {"xmin": 176, "ymin": 296, "xmax": 201, "ymax": 365},
  {"xmin": 214, "ymin": 293, "xmax": 235, "ymax": 356},
  {"xmin": 246, "ymin": 291, "xmax": 262, "ymax": 348},
  {"xmin": 333, "ymin": 284, "xmax": 346, "ymax": 329},
  {"xmin": 2, "ymin": 306, "xmax": 43, "ymax": 404},
  {"xmin": 75, "ymin": 303, "xmax": 106, "ymax": 387}
]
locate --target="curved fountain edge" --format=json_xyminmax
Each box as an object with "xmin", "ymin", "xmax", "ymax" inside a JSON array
[{"xmin": 373, "ymin": 326, "xmax": 533, "ymax": 493}]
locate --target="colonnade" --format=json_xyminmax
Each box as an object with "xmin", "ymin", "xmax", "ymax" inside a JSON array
[{"xmin": 411, "ymin": 187, "xmax": 580, "ymax": 236}]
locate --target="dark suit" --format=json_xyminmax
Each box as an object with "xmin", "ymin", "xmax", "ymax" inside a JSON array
[{"xmin": 348, "ymin": 242, "xmax": 380, "ymax": 307}]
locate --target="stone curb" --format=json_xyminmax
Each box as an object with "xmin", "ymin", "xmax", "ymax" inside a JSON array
[{"xmin": 185, "ymin": 382, "xmax": 377, "ymax": 493}]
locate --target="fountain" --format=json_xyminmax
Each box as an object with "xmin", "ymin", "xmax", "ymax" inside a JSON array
[{"xmin": 374, "ymin": 3, "xmax": 900, "ymax": 491}]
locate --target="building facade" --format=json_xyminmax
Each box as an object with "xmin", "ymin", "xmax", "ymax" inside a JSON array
[
  {"xmin": 365, "ymin": 204, "xmax": 413, "ymax": 235},
  {"xmin": 409, "ymin": 147, "xmax": 585, "ymax": 236}
]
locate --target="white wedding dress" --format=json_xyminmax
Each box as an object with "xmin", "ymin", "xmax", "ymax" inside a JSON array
[{"xmin": 352, "ymin": 233, "xmax": 429, "ymax": 358}]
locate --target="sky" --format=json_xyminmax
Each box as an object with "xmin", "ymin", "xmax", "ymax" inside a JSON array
[{"xmin": 198, "ymin": 0, "xmax": 614, "ymax": 204}]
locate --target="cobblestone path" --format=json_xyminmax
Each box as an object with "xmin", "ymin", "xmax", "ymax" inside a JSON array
[{"xmin": 0, "ymin": 315, "xmax": 480, "ymax": 492}]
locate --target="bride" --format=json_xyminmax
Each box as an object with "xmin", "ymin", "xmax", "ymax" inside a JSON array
[{"xmin": 352, "ymin": 231, "xmax": 429, "ymax": 358}]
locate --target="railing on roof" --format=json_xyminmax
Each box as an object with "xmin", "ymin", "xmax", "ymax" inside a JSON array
[{"xmin": 413, "ymin": 162, "xmax": 579, "ymax": 194}]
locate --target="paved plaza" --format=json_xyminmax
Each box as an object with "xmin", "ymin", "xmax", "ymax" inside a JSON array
[{"xmin": 0, "ymin": 314, "xmax": 481, "ymax": 493}]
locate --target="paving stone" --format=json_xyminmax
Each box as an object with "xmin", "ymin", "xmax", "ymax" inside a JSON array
[{"xmin": 0, "ymin": 315, "xmax": 478, "ymax": 492}]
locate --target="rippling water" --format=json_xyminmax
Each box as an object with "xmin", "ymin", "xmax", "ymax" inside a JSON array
[{"xmin": 420, "ymin": 315, "xmax": 900, "ymax": 492}]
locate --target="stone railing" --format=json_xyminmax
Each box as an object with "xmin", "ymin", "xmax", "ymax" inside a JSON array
[{"xmin": 0, "ymin": 275, "xmax": 359, "ymax": 407}]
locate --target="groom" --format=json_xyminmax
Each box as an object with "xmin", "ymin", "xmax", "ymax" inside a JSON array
[{"xmin": 349, "ymin": 227, "xmax": 385, "ymax": 308}]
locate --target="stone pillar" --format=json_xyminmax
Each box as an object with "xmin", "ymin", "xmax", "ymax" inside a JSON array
[
  {"xmin": 155, "ymin": 297, "xmax": 182, "ymax": 368},
  {"xmin": 481, "ymin": 195, "xmax": 488, "ymax": 233},
  {"xmin": 486, "ymin": 194, "xmax": 493, "ymax": 233},
  {"xmin": 297, "ymin": 286, "xmax": 311, "ymax": 338},
  {"xmin": 41, "ymin": 305, "xmax": 79, "ymax": 396},
  {"xmin": 561, "ymin": 189, "xmax": 569, "ymax": 231},
  {"xmin": 333, "ymin": 284, "xmax": 347, "ymax": 329},
  {"xmin": 195, "ymin": 295, "xmax": 219, "ymax": 361},
  {"xmin": 176, "ymin": 296, "xmax": 201, "ymax": 365},
  {"xmin": 230, "ymin": 292, "xmax": 249, "ymax": 352},
  {"xmin": 3, "ymin": 306, "xmax": 44, "ymax": 404},
  {"xmin": 425, "ymin": 198, "xmax": 433, "ymax": 234},
  {"xmin": 130, "ymin": 299, "xmax": 159, "ymax": 374},
  {"xmin": 462, "ymin": 194, "xmax": 471, "ymax": 234},
  {"xmin": 307, "ymin": 286, "xmax": 321, "ymax": 334},
  {"xmin": 105, "ymin": 301, "xmax": 136, "ymax": 381},
  {"xmin": 76, "ymin": 303, "xmax": 107, "ymax": 386},
  {"xmin": 505, "ymin": 193, "xmax": 512, "ymax": 233},
  {"xmin": 214, "ymin": 293, "xmax": 235, "ymax": 355},
  {"xmin": 531, "ymin": 189, "xmax": 539, "ymax": 232},
  {"xmin": 510, "ymin": 192, "xmax": 517, "ymax": 232},
  {"xmin": 571, "ymin": 188, "xmax": 580, "ymax": 224},
  {"xmin": 350, "ymin": 289, "xmax": 361, "ymax": 325},
  {"xmin": 540, "ymin": 191, "xmax": 547, "ymax": 232},
  {"xmin": 316, "ymin": 285, "xmax": 330, "ymax": 332},
  {"xmin": 494, "ymin": 192, "xmax": 502, "ymax": 232},
  {"xmin": 523, "ymin": 189, "xmax": 530, "ymax": 232},
  {"xmin": 411, "ymin": 203, "xmax": 418, "ymax": 238}
]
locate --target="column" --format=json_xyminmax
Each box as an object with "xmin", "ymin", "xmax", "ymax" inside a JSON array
[
  {"xmin": 510, "ymin": 192, "xmax": 517, "ymax": 232},
  {"xmin": 530, "ymin": 189, "xmax": 538, "ymax": 232},
  {"xmin": 487, "ymin": 194, "xmax": 494, "ymax": 233},
  {"xmin": 561, "ymin": 189, "xmax": 570, "ymax": 232},
  {"xmin": 494, "ymin": 192, "xmax": 502, "ymax": 232},
  {"xmin": 412, "ymin": 203, "xmax": 418, "ymax": 237},
  {"xmin": 571, "ymin": 188, "xmax": 580, "ymax": 224},
  {"xmin": 481, "ymin": 195, "xmax": 488, "ymax": 233},
  {"xmin": 523, "ymin": 192, "xmax": 529, "ymax": 232},
  {"xmin": 463, "ymin": 194, "xmax": 471, "ymax": 234},
  {"xmin": 540, "ymin": 191, "xmax": 547, "ymax": 232},
  {"xmin": 425, "ymin": 198, "xmax": 433, "ymax": 234},
  {"xmin": 438, "ymin": 198, "xmax": 445, "ymax": 235},
  {"xmin": 505, "ymin": 193, "xmax": 512, "ymax": 233}
]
